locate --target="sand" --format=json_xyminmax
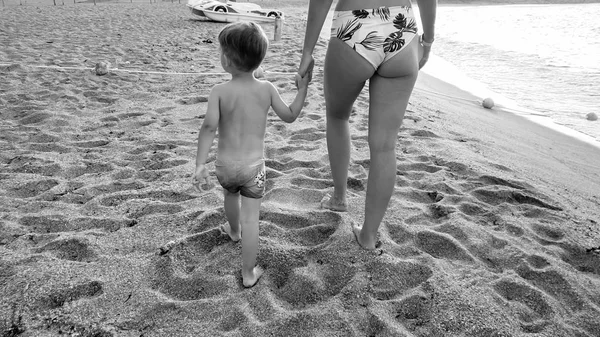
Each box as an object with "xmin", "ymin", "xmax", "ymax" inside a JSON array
[{"xmin": 1, "ymin": 1, "xmax": 600, "ymax": 336}]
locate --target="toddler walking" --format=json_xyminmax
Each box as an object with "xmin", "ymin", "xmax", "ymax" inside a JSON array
[{"xmin": 193, "ymin": 21, "xmax": 312, "ymax": 287}]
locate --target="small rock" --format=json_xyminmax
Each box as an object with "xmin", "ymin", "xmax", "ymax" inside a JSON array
[
  {"xmin": 94, "ymin": 61, "xmax": 110, "ymax": 76},
  {"xmin": 586, "ymin": 112, "xmax": 598, "ymax": 121}
]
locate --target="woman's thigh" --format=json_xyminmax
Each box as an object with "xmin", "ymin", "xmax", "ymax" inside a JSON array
[
  {"xmin": 323, "ymin": 38, "xmax": 375, "ymax": 120},
  {"xmin": 368, "ymin": 39, "xmax": 419, "ymax": 150}
]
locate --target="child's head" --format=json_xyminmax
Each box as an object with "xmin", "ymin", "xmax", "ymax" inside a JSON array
[{"xmin": 218, "ymin": 21, "xmax": 269, "ymax": 72}]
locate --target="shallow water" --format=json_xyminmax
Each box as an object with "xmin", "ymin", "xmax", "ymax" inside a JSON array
[{"xmin": 430, "ymin": 3, "xmax": 600, "ymax": 144}]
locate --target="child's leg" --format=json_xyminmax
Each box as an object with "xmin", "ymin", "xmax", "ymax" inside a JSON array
[
  {"xmin": 240, "ymin": 196, "xmax": 263, "ymax": 288},
  {"xmin": 222, "ymin": 190, "xmax": 241, "ymax": 242}
]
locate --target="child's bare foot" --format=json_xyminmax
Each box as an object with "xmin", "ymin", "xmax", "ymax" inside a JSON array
[
  {"xmin": 320, "ymin": 194, "xmax": 347, "ymax": 212},
  {"xmin": 220, "ymin": 223, "xmax": 241, "ymax": 242},
  {"xmin": 242, "ymin": 266, "xmax": 263, "ymax": 288},
  {"xmin": 352, "ymin": 222, "xmax": 382, "ymax": 251}
]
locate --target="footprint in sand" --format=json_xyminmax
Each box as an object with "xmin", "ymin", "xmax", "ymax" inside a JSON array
[
  {"xmin": 529, "ymin": 223, "xmax": 565, "ymax": 243},
  {"xmin": 393, "ymin": 294, "xmax": 433, "ymax": 330},
  {"xmin": 260, "ymin": 210, "xmax": 341, "ymax": 248},
  {"xmin": 151, "ymin": 228, "xmax": 238, "ymax": 301},
  {"xmin": 470, "ymin": 187, "xmax": 562, "ymax": 211},
  {"xmin": 367, "ymin": 258, "xmax": 433, "ymax": 301},
  {"xmin": 34, "ymin": 237, "xmax": 97, "ymax": 262},
  {"xmin": 37, "ymin": 280, "xmax": 103, "ymax": 310},
  {"xmin": 63, "ymin": 161, "xmax": 113, "ymax": 179},
  {"xmin": 5, "ymin": 156, "xmax": 62, "ymax": 176},
  {"xmin": 127, "ymin": 203, "xmax": 185, "ymax": 219},
  {"xmin": 98, "ymin": 190, "xmax": 195, "ymax": 207},
  {"xmin": 289, "ymin": 127, "xmax": 325, "ymax": 142},
  {"xmin": 127, "ymin": 143, "xmax": 178, "ymax": 155},
  {"xmin": 28, "ymin": 142, "xmax": 71, "ymax": 153},
  {"xmin": 19, "ymin": 112, "xmax": 52, "ymax": 125},
  {"xmin": 559, "ymin": 243, "xmax": 600, "ymax": 276},
  {"xmin": 71, "ymin": 139, "xmax": 110, "ymax": 148},
  {"xmin": 19, "ymin": 215, "xmax": 135, "ymax": 234},
  {"xmin": 255, "ymin": 210, "xmax": 346, "ymax": 307},
  {"xmin": 415, "ymin": 230, "xmax": 475, "ymax": 263},
  {"xmin": 263, "ymin": 187, "xmax": 324, "ymax": 210},
  {"xmin": 10, "ymin": 179, "xmax": 60, "ymax": 198},
  {"xmin": 493, "ymin": 279, "xmax": 554, "ymax": 332},
  {"xmin": 515, "ymin": 262, "xmax": 586, "ymax": 312},
  {"xmin": 265, "ymin": 158, "xmax": 322, "ymax": 172}
]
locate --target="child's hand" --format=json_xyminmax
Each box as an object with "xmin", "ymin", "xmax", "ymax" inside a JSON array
[
  {"xmin": 192, "ymin": 165, "xmax": 210, "ymax": 192},
  {"xmin": 295, "ymin": 58, "xmax": 314, "ymax": 89},
  {"xmin": 295, "ymin": 72, "xmax": 310, "ymax": 90}
]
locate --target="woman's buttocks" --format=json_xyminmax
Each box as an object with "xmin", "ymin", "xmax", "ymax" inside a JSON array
[{"xmin": 335, "ymin": 0, "xmax": 412, "ymax": 11}]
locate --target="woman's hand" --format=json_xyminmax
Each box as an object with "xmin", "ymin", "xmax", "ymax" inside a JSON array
[
  {"xmin": 296, "ymin": 53, "xmax": 314, "ymax": 88},
  {"xmin": 298, "ymin": 53, "xmax": 315, "ymax": 82},
  {"xmin": 418, "ymin": 35, "xmax": 433, "ymax": 69}
]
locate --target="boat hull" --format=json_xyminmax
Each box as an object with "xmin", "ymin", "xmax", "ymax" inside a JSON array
[{"xmin": 202, "ymin": 10, "xmax": 278, "ymax": 23}]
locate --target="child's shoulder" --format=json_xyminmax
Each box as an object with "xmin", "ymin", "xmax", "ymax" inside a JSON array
[
  {"xmin": 210, "ymin": 81, "xmax": 235, "ymax": 98},
  {"xmin": 256, "ymin": 79, "xmax": 276, "ymax": 92}
]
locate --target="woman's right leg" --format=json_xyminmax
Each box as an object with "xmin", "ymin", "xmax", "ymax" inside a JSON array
[
  {"xmin": 355, "ymin": 37, "xmax": 420, "ymax": 250},
  {"xmin": 322, "ymin": 38, "xmax": 375, "ymax": 210}
]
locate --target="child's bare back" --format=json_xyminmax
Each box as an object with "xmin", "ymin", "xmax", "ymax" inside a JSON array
[{"xmin": 213, "ymin": 78, "xmax": 275, "ymax": 163}]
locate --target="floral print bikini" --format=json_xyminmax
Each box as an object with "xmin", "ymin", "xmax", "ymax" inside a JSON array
[{"xmin": 330, "ymin": 6, "xmax": 418, "ymax": 69}]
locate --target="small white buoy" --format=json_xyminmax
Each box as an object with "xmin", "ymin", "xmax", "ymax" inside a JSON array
[
  {"xmin": 586, "ymin": 112, "xmax": 598, "ymax": 121},
  {"xmin": 254, "ymin": 66, "xmax": 264, "ymax": 79},
  {"xmin": 482, "ymin": 97, "xmax": 495, "ymax": 109},
  {"xmin": 94, "ymin": 61, "xmax": 110, "ymax": 76}
]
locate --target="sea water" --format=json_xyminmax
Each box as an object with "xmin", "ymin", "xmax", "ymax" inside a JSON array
[
  {"xmin": 426, "ymin": 3, "xmax": 600, "ymax": 145},
  {"xmin": 320, "ymin": 4, "xmax": 600, "ymax": 147}
]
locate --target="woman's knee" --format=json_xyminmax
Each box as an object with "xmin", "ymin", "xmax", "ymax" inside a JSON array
[{"xmin": 368, "ymin": 133, "xmax": 398, "ymax": 154}]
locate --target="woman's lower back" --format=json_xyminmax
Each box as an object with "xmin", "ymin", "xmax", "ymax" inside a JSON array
[{"xmin": 335, "ymin": 0, "xmax": 413, "ymax": 11}]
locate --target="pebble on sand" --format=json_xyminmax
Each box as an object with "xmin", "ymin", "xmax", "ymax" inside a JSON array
[
  {"xmin": 94, "ymin": 61, "xmax": 110, "ymax": 76},
  {"xmin": 482, "ymin": 97, "xmax": 495, "ymax": 109},
  {"xmin": 587, "ymin": 112, "xmax": 598, "ymax": 121}
]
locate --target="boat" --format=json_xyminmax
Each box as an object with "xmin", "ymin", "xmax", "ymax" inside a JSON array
[{"xmin": 187, "ymin": 0, "xmax": 283, "ymax": 23}]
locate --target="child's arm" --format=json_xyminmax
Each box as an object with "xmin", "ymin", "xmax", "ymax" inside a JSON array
[
  {"xmin": 193, "ymin": 87, "xmax": 220, "ymax": 190},
  {"xmin": 269, "ymin": 73, "xmax": 310, "ymax": 123}
]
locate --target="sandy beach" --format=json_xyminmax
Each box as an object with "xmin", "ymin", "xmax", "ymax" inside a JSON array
[{"xmin": 1, "ymin": 1, "xmax": 600, "ymax": 336}]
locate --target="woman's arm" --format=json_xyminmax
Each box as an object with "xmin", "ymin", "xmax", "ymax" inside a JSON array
[
  {"xmin": 416, "ymin": 0, "xmax": 437, "ymax": 43},
  {"xmin": 416, "ymin": 0, "xmax": 437, "ymax": 68},
  {"xmin": 298, "ymin": 0, "xmax": 334, "ymax": 77}
]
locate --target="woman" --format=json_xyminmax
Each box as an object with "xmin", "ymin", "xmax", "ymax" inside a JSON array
[{"xmin": 298, "ymin": 0, "xmax": 437, "ymax": 250}]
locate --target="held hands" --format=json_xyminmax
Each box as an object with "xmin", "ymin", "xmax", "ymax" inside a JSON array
[
  {"xmin": 298, "ymin": 53, "xmax": 314, "ymax": 81},
  {"xmin": 295, "ymin": 53, "xmax": 315, "ymax": 88},
  {"xmin": 192, "ymin": 164, "xmax": 210, "ymax": 192},
  {"xmin": 295, "ymin": 72, "xmax": 311, "ymax": 90}
]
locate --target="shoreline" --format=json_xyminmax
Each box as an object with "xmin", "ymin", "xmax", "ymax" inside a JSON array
[{"xmin": 420, "ymin": 55, "xmax": 600, "ymax": 150}]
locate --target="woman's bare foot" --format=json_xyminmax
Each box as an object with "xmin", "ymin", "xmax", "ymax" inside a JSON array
[
  {"xmin": 220, "ymin": 223, "xmax": 241, "ymax": 242},
  {"xmin": 242, "ymin": 266, "xmax": 263, "ymax": 288},
  {"xmin": 352, "ymin": 222, "xmax": 382, "ymax": 250},
  {"xmin": 320, "ymin": 194, "xmax": 347, "ymax": 212}
]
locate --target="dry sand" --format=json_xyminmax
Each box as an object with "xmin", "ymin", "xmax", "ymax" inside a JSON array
[{"xmin": 1, "ymin": 1, "xmax": 600, "ymax": 336}]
